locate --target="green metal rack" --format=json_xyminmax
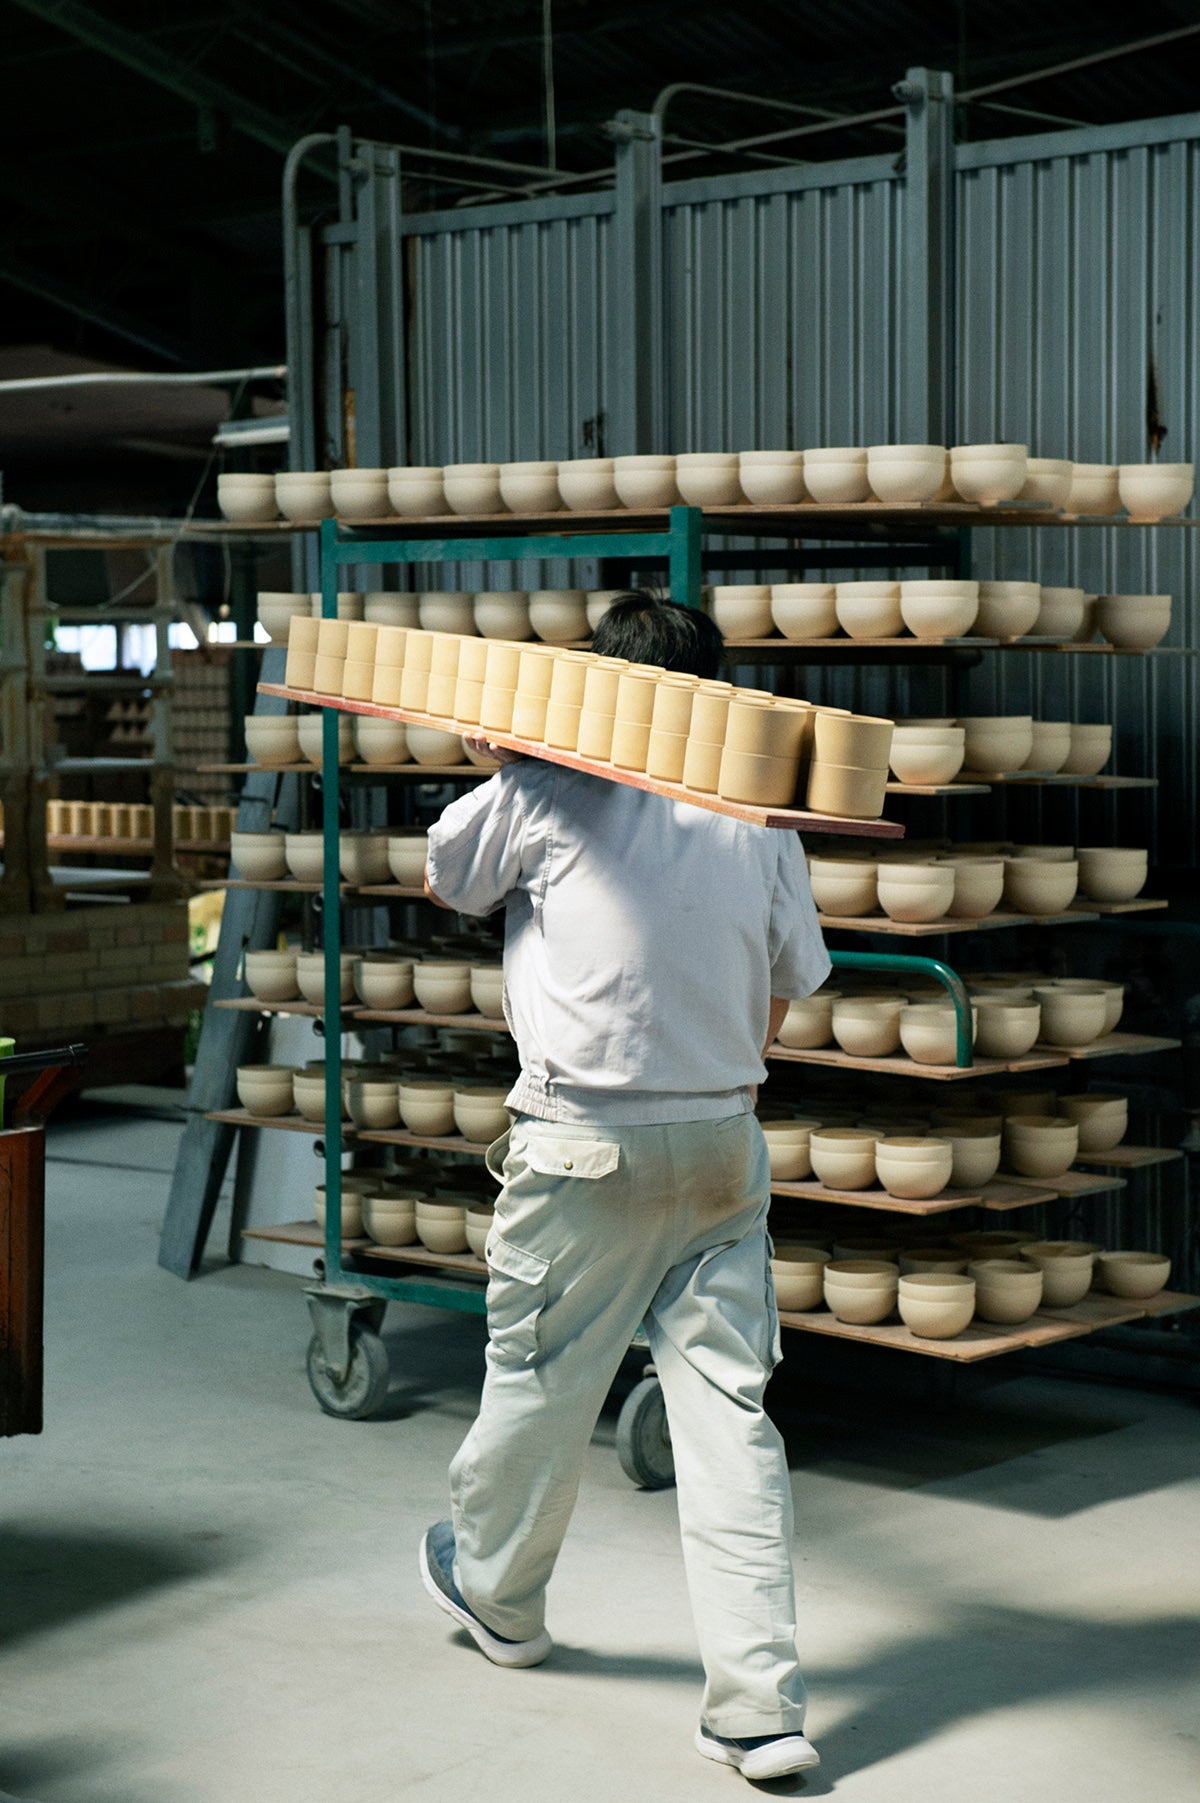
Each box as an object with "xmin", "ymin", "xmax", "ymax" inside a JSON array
[{"xmin": 303, "ymin": 508, "xmax": 980, "ymax": 1420}]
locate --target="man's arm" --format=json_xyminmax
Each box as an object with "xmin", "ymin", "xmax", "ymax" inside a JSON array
[
  {"xmin": 424, "ymin": 867, "xmax": 454, "ymax": 910},
  {"xmin": 763, "ymin": 995, "xmax": 790, "ymax": 1058}
]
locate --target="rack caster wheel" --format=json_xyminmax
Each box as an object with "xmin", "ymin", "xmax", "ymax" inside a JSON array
[
  {"xmin": 306, "ymin": 1323, "xmax": 390, "ymax": 1419},
  {"xmin": 616, "ymin": 1376, "xmax": 675, "ymax": 1489}
]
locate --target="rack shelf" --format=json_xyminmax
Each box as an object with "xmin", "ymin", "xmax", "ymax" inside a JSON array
[
  {"xmin": 766, "ymin": 1043, "xmax": 1068, "ymax": 1081},
  {"xmin": 259, "ymin": 683, "xmax": 905, "ymax": 840},
  {"xmin": 198, "ymin": 761, "xmax": 486, "ymax": 779},
  {"xmin": 770, "ymin": 1178, "xmax": 986, "ymax": 1216},
  {"xmin": 1073, "ymin": 1145, "xmax": 1182, "ymax": 1169},
  {"xmin": 817, "ymin": 908, "xmax": 1101, "ymax": 936}
]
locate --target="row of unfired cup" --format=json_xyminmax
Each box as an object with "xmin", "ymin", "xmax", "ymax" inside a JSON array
[
  {"xmin": 217, "ymin": 454, "xmax": 1194, "ymax": 521},
  {"xmin": 705, "ymin": 581, "xmax": 1171, "ymax": 648},
  {"xmin": 44, "ymin": 801, "xmax": 235, "ymax": 843},
  {"xmin": 242, "ymin": 945, "xmax": 501, "ymax": 1017},
  {"xmin": 886, "ymin": 716, "xmax": 1114, "ymax": 785},
  {"xmin": 806, "ymin": 844, "xmax": 1146, "ymax": 922},
  {"xmin": 283, "ymin": 615, "xmax": 896, "ymax": 816},
  {"xmin": 775, "ymin": 975, "xmax": 1123, "ymax": 1063},
  {"xmin": 768, "ymin": 1238, "xmax": 1169, "ymax": 1335},
  {"xmin": 312, "ymin": 1176, "xmax": 496, "ymax": 1252}
]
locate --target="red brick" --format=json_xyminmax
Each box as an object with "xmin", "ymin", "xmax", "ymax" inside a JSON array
[{"xmin": 46, "ymin": 930, "xmax": 88, "ymax": 954}]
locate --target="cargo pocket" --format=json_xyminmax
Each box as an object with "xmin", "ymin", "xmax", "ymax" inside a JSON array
[
  {"xmin": 522, "ymin": 1136, "xmax": 620, "ymax": 1181},
  {"xmin": 484, "ymin": 1231, "xmax": 551, "ymax": 1368}
]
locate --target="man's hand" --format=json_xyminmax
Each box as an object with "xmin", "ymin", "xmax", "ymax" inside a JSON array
[{"xmin": 465, "ymin": 736, "xmax": 524, "ymax": 767}]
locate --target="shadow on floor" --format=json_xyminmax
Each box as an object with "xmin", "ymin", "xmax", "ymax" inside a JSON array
[
  {"xmin": 0, "ymin": 1733, "xmax": 160, "ymax": 1803},
  {"xmin": 0, "ymin": 1526, "xmax": 237, "ymax": 1650},
  {"xmin": 805, "ymin": 1602, "xmax": 1200, "ymax": 1784}
]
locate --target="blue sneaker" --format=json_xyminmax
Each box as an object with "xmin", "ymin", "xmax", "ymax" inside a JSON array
[
  {"xmin": 695, "ymin": 1721, "xmax": 821, "ymax": 1781},
  {"xmin": 419, "ymin": 1521, "xmax": 552, "ymax": 1669}
]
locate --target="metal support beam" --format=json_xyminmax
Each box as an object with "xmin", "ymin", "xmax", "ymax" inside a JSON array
[
  {"xmin": 0, "ymin": 250, "xmax": 188, "ymax": 365},
  {"xmin": 11, "ymin": 0, "xmax": 300, "ymax": 159},
  {"xmin": 896, "ymin": 67, "xmax": 955, "ymax": 444},
  {"xmin": 609, "ymin": 110, "xmax": 663, "ymax": 455}
]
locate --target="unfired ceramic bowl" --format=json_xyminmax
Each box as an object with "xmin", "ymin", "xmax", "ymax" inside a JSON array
[{"xmin": 1098, "ymin": 1250, "xmax": 1171, "ymax": 1298}]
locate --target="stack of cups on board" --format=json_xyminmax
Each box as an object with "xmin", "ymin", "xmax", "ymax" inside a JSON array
[{"xmin": 283, "ymin": 618, "xmax": 894, "ymax": 819}]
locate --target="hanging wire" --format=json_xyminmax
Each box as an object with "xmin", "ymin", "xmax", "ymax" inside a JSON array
[{"xmin": 542, "ymin": 0, "xmax": 557, "ymax": 172}]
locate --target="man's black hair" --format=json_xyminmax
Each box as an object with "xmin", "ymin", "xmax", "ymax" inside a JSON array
[{"xmin": 591, "ymin": 590, "xmax": 725, "ymax": 680}]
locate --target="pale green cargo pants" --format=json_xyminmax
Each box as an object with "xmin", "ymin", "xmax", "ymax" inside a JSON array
[{"xmin": 448, "ymin": 1112, "xmax": 808, "ymax": 1738}]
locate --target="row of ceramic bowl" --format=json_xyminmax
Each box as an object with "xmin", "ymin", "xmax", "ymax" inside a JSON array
[
  {"xmin": 238, "ymin": 1063, "xmax": 509, "ymax": 1139},
  {"xmin": 765, "ymin": 1110, "xmax": 1114, "ymax": 1193},
  {"xmin": 218, "ymin": 454, "xmax": 1194, "ymax": 521},
  {"xmin": 244, "ymin": 709, "xmax": 498, "ymax": 770},
  {"xmin": 776, "ymin": 976, "xmax": 1122, "ymax": 1062},
  {"xmin": 284, "ymin": 616, "xmax": 896, "ymax": 817},
  {"xmin": 233, "ymin": 826, "xmax": 428, "ymax": 889},
  {"xmin": 705, "ymin": 581, "xmax": 1170, "ymax": 648},
  {"xmin": 885, "ymin": 716, "xmax": 1114, "ymax": 785},
  {"xmin": 761, "ymin": 1088, "xmax": 1127, "ymax": 1182},
  {"xmin": 769, "ymin": 1240, "xmax": 1170, "ymax": 1335},
  {"xmin": 242, "ymin": 946, "xmax": 502, "ymax": 1016},
  {"xmin": 807, "ymin": 845, "xmax": 1146, "ymax": 920},
  {"xmin": 313, "ymin": 1178, "xmax": 495, "ymax": 1252},
  {"xmin": 257, "ymin": 588, "xmax": 617, "ymax": 647},
  {"xmin": 894, "ymin": 713, "xmax": 1112, "ymax": 779}
]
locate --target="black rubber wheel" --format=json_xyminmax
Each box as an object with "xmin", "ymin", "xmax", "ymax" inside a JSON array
[
  {"xmin": 616, "ymin": 1376, "xmax": 675, "ymax": 1489},
  {"xmin": 306, "ymin": 1325, "xmax": 391, "ymax": 1420}
]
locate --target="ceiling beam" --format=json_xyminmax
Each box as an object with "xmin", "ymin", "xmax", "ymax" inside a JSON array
[
  {"xmin": 9, "ymin": 0, "xmax": 300, "ymax": 158},
  {"xmin": 0, "ymin": 252, "xmax": 188, "ymax": 365}
]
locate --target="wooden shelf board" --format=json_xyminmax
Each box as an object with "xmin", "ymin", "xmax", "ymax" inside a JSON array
[
  {"xmin": 41, "ymin": 834, "xmax": 228, "ymax": 855},
  {"xmin": 884, "ymin": 780, "xmax": 993, "ymax": 796},
  {"xmin": 1072, "ymin": 1144, "xmax": 1183, "ymax": 1169},
  {"xmin": 769, "ymin": 1178, "xmax": 983, "ymax": 1216},
  {"xmin": 1002, "ymin": 1168, "xmax": 1128, "ymax": 1198},
  {"xmin": 205, "ymin": 877, "xmax": 343, "ymax": 894},
  {"xmin": 258, "ymin": 684, "xmax": 904, "ymax": 840},
  {"xmin": 979, "ymin": 1178, "xmax": 1058, "ymax": 1211},
  {"xmin": 354, "ymin": 1127, "xmax": 489, "ymax": 1155},
  {"xmin": 1051, "ymin": 1032, "xmax": 1182, "ymax": 1062},
  {"xmin": 214, "ymin": 997, "xmax": 358, "ymax": 1018},
  {"xmin": 727, "ymin": 634, "xmax": 998, "ymax": 650},
  {"xmin": 1035, "ymin": 1293, "xmax": 1151, "ymax": 1329},
  {"xmin": 1001, "ymin": 774, "xmax": 1158, "ymax": 791},
  {"xmin": 354, "ymin": 1007, "xmax": 509, "ymax": 1031},
  {"xmin": 243, "ymin": 1221, "xmax": 369, "ymax": 1250},
  {"xmin": 241, "ymin": 1221, "xmax": 490, "ymax": 1277},
  {"xmin": 817, "ymin": 908, "xmax": 1098, "ymax": 936},
  {"xmin": 187, "ymin": 501, "xmax": 1200, "ymax": 539},
  {"xmin": 766, "ymin": 1042, "xmax": 1068, "ymax": 1081},
  {"xmin": 1067, "ymin": 897, "xmax": 1168, "ymax": 916},
  {"xmin": 353, "ymin": 883, "xmax": 430, "ymax": 899},
  {"xmin": 774, "ymin": 1304, "xmax": 1103, "ymax": 1363},
  {"xmin": 1137, "ymin": 1290, "xmax": 1200, "ymax": 1319},
  {"xmin": 205, "ymin": 1107, "xmax": 324, "ymax": 1134}
]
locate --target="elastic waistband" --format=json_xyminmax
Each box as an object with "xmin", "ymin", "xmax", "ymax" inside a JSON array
[{"xmin": 505, "ymin": 1070, "xmax": 754, "ymax": 1125}]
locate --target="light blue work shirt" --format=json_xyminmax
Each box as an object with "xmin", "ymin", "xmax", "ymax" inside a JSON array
[{"xmin": 425, "ymin": 762, "xmax": 831, "ymax": 1125}]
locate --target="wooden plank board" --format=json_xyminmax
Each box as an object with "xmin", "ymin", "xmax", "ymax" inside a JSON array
[
  {"xmin": 1002, "ymin": 1168, "xmax": 1128, "ymax": 1197},
  {"xmin": 1001, "ymin": 774, "xmax": 1158, "ymax": 790},
  {"xmin": 979, "ymin": 1178, "xmax": 1057, "ymax": 1211},
  {"xmin": 766, "ymin": 1043, "xmax": 1068, "ymax": 1081},
  {"xmin": 353, "ymin": 883, "xmax": 431, "ymax": 899},
  {"xmin": 769, "ymin": 1178, "xmax": 983, "ymax": 1216},
  {"xmin": 243, "ymin": 1220, "xmax": 370, "ymax": 1250},
  {"xmin": 354, "ymin": 1007, "xmax": 510, "ymax": 1031},
  {"xmin": 1035, "ymin": 1293, "xmax": 1151, "ymax": 1329},
  {"xmin": 258, "ymin": 684, "xmax": 904, "ymax": 840},
  {"xmin": 1073, "ymin": 1144, "xmax": 1182, "ymax": 1169},
  {"xmin": 1137, "ymin": 1290, "xmax": 1200, "ymax": 1318},
  {"xmin": 241, "ymin": 1222, "xmax": 490, "ymax": 1278},
  {"xmin": 197, "ymin": 762, "xmax": 485, "ymax": 778}
]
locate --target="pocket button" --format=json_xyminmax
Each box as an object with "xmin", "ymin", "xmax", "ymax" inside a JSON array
[{"xmin": 563, "ymin": 1159, "xmax": 573, "ymax": 1170}]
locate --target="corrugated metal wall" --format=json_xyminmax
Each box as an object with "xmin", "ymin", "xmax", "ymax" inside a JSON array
[
  {"xmin": 405, "ymin": 193, "xmax": 615, "ymax": 465},
  {"xmin": 660, "ymin": 157, "xmax": 905, "ymax": 450}
]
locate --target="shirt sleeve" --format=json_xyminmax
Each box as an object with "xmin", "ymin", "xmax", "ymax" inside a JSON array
[
  {"xmin": 425, "ymin": 767, "xmax": 529, "ymax": 916},
  {"xmin": 768, "ymin": 833, "xmax": 833, "ymax": 998}
]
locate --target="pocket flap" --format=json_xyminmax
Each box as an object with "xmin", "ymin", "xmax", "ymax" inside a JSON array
[
  {"xmin": 523, "ymin": 1137, "xmax": 620, "ymax": 1180},
  {"xmin": 485, "ymin": 1232, "xmax": 550, "ymax": 1286}
]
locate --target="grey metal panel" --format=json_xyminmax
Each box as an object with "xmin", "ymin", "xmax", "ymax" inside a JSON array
[
  {"xmin": 956, "ymin": 126, "xmax": 1200, "ymax": 869},
  {"xmin": 662, "ymin": 166, "xmax": 905, "ymax": 452}
]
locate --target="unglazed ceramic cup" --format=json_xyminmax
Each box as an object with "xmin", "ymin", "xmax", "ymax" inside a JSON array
[
  {"xmin": 386, "ymin": 468, "xmax": 446, "ymax": 517},
  {"xmin": 929, "ymin": 1129, "xmax": 1002, "ymax": 1187},
  {"xmin": 823, "ymin": 1259, "xmax": 898, "ymax": 1324},
  {"xmin": 244, "ymin": 950, "xmax": 299, "ymax": 1003},
  {"xmin": 770, "ymin": 583, "xmax": 838, "ymax": 639},
  {"xmin": 808, "ymin": 858, "xmax": 878, "ymax": 918},
  {"xmin": 968, "ymin": 1258, "xmax": 1043, "ymax": 1324},
  {"xmin": 897, "ymin": 1272, "xmax": 976, "ymax": 1337},
  {"xmin": 739, "ymin": 450, "xmax": 806, "ymax": 505},
  {"xmin": 805, "ymin": 761, "xmax": 888, "ymax": 819},
  {"xmin": 830, "ymin": 999, "xmax": 902, "ymax": 1058},
  {"xmin": 875, "ymin": 1136, "xmax": 954, "ymax": 1199},
  {"xmin": 1003, "ymin": 1113, "xmax": 1079, "ymax": 1176},
  {"xmin": 866, "ymin": 444, "xmax": 947, "ymax": 504},
  {"xmin": 1076, "ymin": 846, "xmax": 1147, "ymax": 903},
  {"xmin": 769, "ymin": 1246, "xmax": 831, "ymax": 1311},
  {"xmin": 499, "ymin": 460, "xmax": 561, "ymax": 513},
  {"xmin": 809, "ymin": 1129, "xmax": 880, "ymax": 1190},
  {"xmin": 1097, "ymin": 1250, "xmax": 1171, "ymax": 1298},
  {"xmin": 236, "ymin": 1064, "xmax": 295, "ymax": 1116},
  {"xmin": 776, "ymin": 992, "xmax": 839, "ymax": 1048},
  {"xmin": 231, "ymin": 831, "xmax": 287, "ymax": 881},
  {"xmin": 558, "ymin": 459, "xmax": 619, "ymax": 510},
  {"xmin": 1060, "ymin": 724, "xmax": 1112, "ymax": 777},
  {"xmin": 474, "ymin": 591, "xmax": 533, "ymax": 640},
  {"xmin": 975, "ymin": 580, "xmax": 1041, "ymax": 639}
]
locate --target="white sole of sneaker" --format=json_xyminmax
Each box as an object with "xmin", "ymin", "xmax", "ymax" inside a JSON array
[
  {"xmin": 419, "ymin": 1531, "xmax": 552, "ymax": 1670},
  {"xmin": 695, "ymin": 1727, "xmax": 821, "ymax": 1781}
]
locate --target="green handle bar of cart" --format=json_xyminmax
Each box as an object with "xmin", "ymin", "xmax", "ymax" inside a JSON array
[{"xmin": 829, "ymin": 950, "xmax": 974, "ymax": 1068}]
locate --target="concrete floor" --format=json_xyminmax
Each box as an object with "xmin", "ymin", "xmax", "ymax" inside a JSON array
[{"xmin": 3, "ymin": 1095, "xmax": 1199, "ymax": 1803}]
